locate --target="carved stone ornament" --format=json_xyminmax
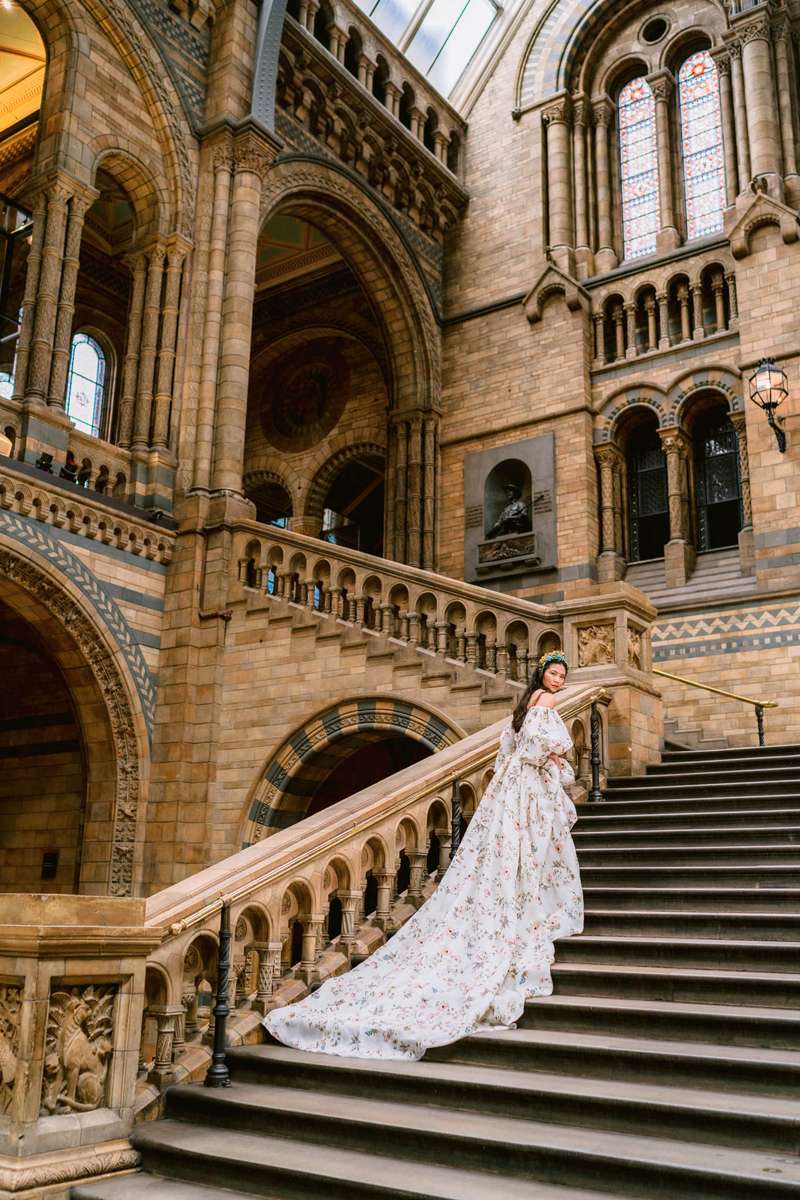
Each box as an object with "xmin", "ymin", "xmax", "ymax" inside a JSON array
[
  {"xmin": 0, "ymin": 547, "xmax": 142, "ymax": 894},
  {"xmin": 40, "ymin": 985, "xmax": 116, "ymax": 1116},
  {"xmin": 0, "ymin": 1148, "xmax": 140, "ymax": 1194},
  {"xmin": 235, "ymin": 917, "xmax": 249, "ymax": 941},
  {"xmin": 627, "ymin": 627, "xmax": 643, "ymax": 670},
  {"xmin": 0, "ymin": 983, "xmax": 21, "ymax": 1114},
  {"xmin": 478, "ymin": 534, "xmax": 538, "ymax": 565},
  {"xmin": 577, "ymin": 623, "xmax": 615, "ymax": 667},
  {"xmin": 261, "ymin": 339, "xmax": 350, "ymax": 452}
]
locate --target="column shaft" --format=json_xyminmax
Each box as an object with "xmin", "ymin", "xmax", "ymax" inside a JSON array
[
  {"xmin": 573, "ymin": 98, "xmax": 589, "ymax": 251},
  {"xmin": 393, "ymin": 419, "xmax": 407, "ymax": 564},
  {"xmin": 406, "ymin": 416, "xmax": 423, "ymax": 567},
  {"xmin": 152, "ymin": 242, "xmax": 188, "ymax": 449},
  {"xmin": 117, "ymin": 254, "xmax": 147, "ymax": 449},
  {"xmin": 12, "ymin": 192, "xmax": 46, "ymax": 403},
  {"xmin": 422, "ymin": 415, "xmax": 437, "ymax": 570},
  {"xmin": 714, "ymin": 51, "xmax": 739, "ymax": 204},
  {"xmin": 132, "ymin": 245, "xmax": 166, "ymax": 449},
  {"xmin": 648, "ymin": 72, "xmax": 677, "ymax": 245},
  {"xmin": 543, "ymin": 96, "xmax": 573, "ymax": 257},
  {"xmin": 730, "ymin": 43, "xmax": 752, "ymax": 187},
  {"xmin": 592, "ymin": 99, "xmax": 615, "ymax": 267},
  {"xmin": 740, "ymin": 22, "xmax": 780, "ymax": 184},
  {"xmin": 25, "ymin": 184, "xmax": 71, "ymax": 404},
  {"xmin": 47, "ymin": 192, "xmax": 93, "ymax": 410},
  {"xmin": 773, "ymin": 19, "xmax": 797, "ymax": 179}
]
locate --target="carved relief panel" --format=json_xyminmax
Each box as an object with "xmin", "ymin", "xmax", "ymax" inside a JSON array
[
  {"xmin": 0, "ymin": 983, "xmax": 21, "ymax": 1115},
  {"xmin": 40, "ymin": 985, "xmax": 116, "ymax": 1116},
  {"xmin": 577, "ymin": 623, "xmax": 615, "ymax": 667}
]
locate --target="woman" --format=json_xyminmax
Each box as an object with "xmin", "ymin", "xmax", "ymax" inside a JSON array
[{"xmin": 264, "ymin": 651, "xmax": 582, "ymax": 1061}]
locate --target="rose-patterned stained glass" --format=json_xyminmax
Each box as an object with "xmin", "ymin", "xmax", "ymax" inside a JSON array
[
  {"xmin": 618, "ymin": 77, "xmax": 660, "ymax": 260},
  {"xmin": 678, "ymin": 50, "xmax": 725, "ymax": 240}
]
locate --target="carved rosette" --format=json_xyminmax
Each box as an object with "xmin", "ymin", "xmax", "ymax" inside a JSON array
[
  {"xmin": 0, "ymin": 984, "xmax": 21, "ymax": 1115},
  {"xmin": 0, "ymin": 549, "xmax": 142, "ymax": 895},
  {"xmin": 577, "ymin": 622, "xmax": 615, "ymax": 667},
  {"xmin": 40, "ymin": 985, "xmax": 116, "ymax": 1116}
]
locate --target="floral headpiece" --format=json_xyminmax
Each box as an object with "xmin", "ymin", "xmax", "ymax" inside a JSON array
[{"xmin": 538, "ymin": 651, "xmax": 569, "ymax": 672}]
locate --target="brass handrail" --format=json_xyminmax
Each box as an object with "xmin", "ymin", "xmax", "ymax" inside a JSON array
[{"xmin": 653, "ymin": 667, "xmax": 777, "ymax": 747}]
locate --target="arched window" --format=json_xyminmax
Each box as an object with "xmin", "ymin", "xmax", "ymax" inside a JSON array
[
  {"xmin": 65, "ymin": 333, "xmax": 107, "ymax": 439},
  {"xmin": 677, "ymin": 50, "xmax": 725, "ymax": 242},
  {"xmin": 618, "ymin": 77, "xmax": 660, "ymax": 260}
]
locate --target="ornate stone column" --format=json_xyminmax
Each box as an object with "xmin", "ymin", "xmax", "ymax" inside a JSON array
[
  {"xmin": 647, "ymin": 70, "xmax": 680, "ymax": 250},
  {"xmin": 712, "ymin": 49, "xmax": 739, "ymax": 205},
  {"xmin": 730, "ymin": 410, "xmax": 754, "ymax": 574},
  {"xmin": 47, "ymin": 187, "xmax": 96, "ymax": 410},
  {"xmin": 299, "ymin": 914, "xmax": 325, "ymax": 984},
  {"xmin": 152, "ymin": 236, "xmax": 190, "ymax": 449},
  {"xmin": 678, "ymin": 284, "xmax": 691, "ymax": 342},
  {"xmin": 592, "ymin": 97, "xmax": 617, "ymax": 272},
  {"xmin": 116, "ymin": 252, "xmax": 147, "ymax": 449},
  {"xmin": 772, "ymin": 15, "xmax": 799, "ymax": 196},
  {"xmin": 726, "ymin": 271, "xmax": 739, "ymax": 325},
  {"xmin": 657, "ymin": 291, "xmax": 670, "ymax": 350},
  {"xmin": 624, "ymin": 303, "xmax": 636, "ymax": 360},
  {"xmin": 738, "ymin": 17, "xmax": 782, "ymax": 195},
  {"xmin": 358, "ymin": 54, "xmax": 376, "ymax": 90},
  {"xmin": 24, "ymin": 180, "xmax": 71, "ymax": 405},
  {"xmin": 613, "ymin": 303, "xmax": 625, "ymax": 360},
  {"xmin": 691, "ymin": 282, "xmax": 705, "ymax": 340},
  {"xmin": 374, "ymin": 871, "xmax": 395, "ymax": 929},
  {"xmin": 595, "ymin": 443, "xmax": 625, "ymax": 582},
  {"xmin": 436, "ymin": 833, "xmax": 452, "ymax": 881},
  {"xmin": 339, "ymin": 890, "xmax": 361, "ymax": 953},
  {"xmin": 131, "ymin": 241, "xmax": 167, "ymax": 450},
  {"xmin": 392, "ymin": 416, "xmax": 408, "ymax": 564},
  {"xmin": 660, "ymin": 427, "xmax": 694, "ymax": 588},
  {"xmin": 592, "ymin": 312, "xmax": 605, "ymax": 366},
  {"xmin": 711, "ymin": 270, "xmax": 726, "ymax": 332},
  {"xmin": 645, "ymin": 295, "xmax": 657, "ymax": 352},
  {"xmin": 147, "ymin": 1005, "xmax": 183, "ymax": 1086},
  {"xmin": 543, "ymin": 94, "xmax": 573, "ymax": 271},
  {"xmin": 422, "ymin": 414, "xmax": 437, "ymax": 570},
  {"xmin": 11, "ymin": 192, "xmax": 46, "ymax": 405},
  {"xmin": 729, "ymin": 41, "xmax": 752, "ymax": 190},
  {"xmin": 572, "ymin": 95, "xmax": 590, "ymax": 268},
  {"xmin": 407, "ymin": 850, "xmax": 428, "ymax": 908},
  {"xmin": 211, "ymin": 126, "xmax": 279, "ymax": 496},
  {"xmin": 406, "ymin": 415, "xmax": 423, "ymax": 567}
]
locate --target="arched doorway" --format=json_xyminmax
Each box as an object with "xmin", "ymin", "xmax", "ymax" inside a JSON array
[
  {"xmin": 241, "ymin": 697, "xmax": 463, "ymax": 845},
  {"xmin": 625, "ymin": 416, "xmax": 669, "ymax": 562},
  {"xmin": 320, "ymin": 451, "xmax": 385, "ymax": 555},
  {"xmin": 692, "ymin": 407, "xmax": 742, "ymax": 552}
]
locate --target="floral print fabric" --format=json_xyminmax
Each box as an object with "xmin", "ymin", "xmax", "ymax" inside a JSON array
[{"xmin": 264, "ymin": 705, "xmax": 583, "ymax": 1061}]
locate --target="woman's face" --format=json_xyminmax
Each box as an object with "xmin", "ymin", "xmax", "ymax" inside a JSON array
[{"xmin": 542, "ymin": 662, "xmax": 567, "ymax": 692}]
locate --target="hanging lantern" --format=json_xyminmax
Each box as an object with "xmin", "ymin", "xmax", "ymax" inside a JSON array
[{"xmin": 749, "ymin": 357, "xmax": 788, "ymax": 452}]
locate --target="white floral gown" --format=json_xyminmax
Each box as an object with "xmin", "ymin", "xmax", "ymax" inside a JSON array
[{"xmin": 264, "ymin": 704, "xmax": 583, "ymax": 1061}]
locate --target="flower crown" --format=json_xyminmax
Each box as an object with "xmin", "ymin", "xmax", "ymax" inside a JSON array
[{"xmin": 538, "ymin": 651, "xmax": 569, "ymax": 672}]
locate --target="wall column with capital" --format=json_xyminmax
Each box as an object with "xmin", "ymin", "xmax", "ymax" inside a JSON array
[
  {"xmin": 47, "ymin": 187, "xmax": 96, "ymax": 411},
  {"xmin": 660, "ymin": 427, "xmax": 695, "ymax": 589},
  {"xmin": 772, "ymin": 15, "xmax": 799, "ymax": 201},
  {"xmin": 595, "ymin": 443, "xmax": 626, "ymax": 582},
  {"xmin": 572, "ymin": 96, "xmax": 591, "ymax": 273},
  {"xmin": 131, "ymin": 242, "xmax": 167, "ymax": 452},
  {"xmin": 728, "ymin": 42, "xmax": 752, "ymax": 190},
  {"xmin": 23, "ymin": 181, "xmax": 71, "ymax": 407},
  {"xmin": 211, "ymin": 127, "xmax": 279, "ymax": 497},
  {"xmin": 152, "ymin": 237, "xmax": 190, "ymax": 450},
  {"xmin": 592, "ymin": 97, "xmax": 617, "ymax": 272},
  {"xmin": 730, "ymin": 410, "xmax": 754, "ymax": 575},
  {"xmin": 737, "ymin": 16, "xmax": 782, "ymax": 197},
  {"xmin": 647, "ymin": 70, "xmax": 680, "ymax": 251},
  {"xmin": 542, "ymin": 95, "xmax": 574, "ymax": 272},
  {"xmin": 712, "ymin": 49, "xmax": 739, "ymax": 205}
]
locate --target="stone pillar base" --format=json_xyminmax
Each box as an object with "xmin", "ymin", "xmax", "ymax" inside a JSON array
[
  {"xmin": 574, "ymin": 247, "xmax": 594, "ymax": 280},
  {"xmin": 738, "ymin": 526, "xmax": 755, "ymax": 576},
  {"xmin": 595, "ymin": 247, "xmax": 618, "ymax": 273},
  {"xmin": 597, "ymin": 551, "xmax": 626, "ymax": 583},
  {"xmin": 656, "ymin": 226, "xmax": 681, "ymax": 253},
  {"xmin": 663, "ymin": 539, "xmax": 695, "ymax": 589},
  {"xmin": 0, "ymin": 1138, "xmax": 140, "ymax": 1200}
]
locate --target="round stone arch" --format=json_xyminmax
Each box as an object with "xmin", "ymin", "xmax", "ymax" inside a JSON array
[
  {"xmin": 0, "ymin": 539, "xmax": 150, "ymax": 895},
  {"xmin": 303, "ymin": 440, "xmax": 388, "ymax": 524},
  {"xmin": 258, "ymin": 157, "xmax": 440, "ymax": 415},
  {"xmin": 595, "ymin": 383, "xmax": 669, "ymax": 445},
  {"xmin": 240, "ymin": 696, "xmax": 465, "ymax": 846},
  {"xmin": 668, "ymin": 366, "xmax": 744, "ymax": 426},
  {"xmin": 90, "ymin": 143, "xmax": 170, "ymax": 242}
]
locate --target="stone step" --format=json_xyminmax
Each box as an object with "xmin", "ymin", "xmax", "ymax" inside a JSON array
[
  {"xmin": 630, "ymin": 765, "xmax": 800, "ymax": 785},
  {"xmin": 581, "ymin": 864, "xmax": 800, "ymax": 887},
  {"xmin": 204, "ymin": 1054, "xmax": 800, "ymax": 1155},
  {"xmin": 557, "ymin": 935, "xmax": 800, "ymax": 973},
  {"xmin": 429, "ymin": 1026, "xmax": 800, "ymax": 1097},
  {"xmin": 574, "ymin": 824, "xmax": 800, "ymax": 847},
  {"xmin": 604, "ymin": 781, "xmax": 800, "ymax": 800},
  {"xmin": 582, "ymin": 908, "xmax": 800, "ymax": 941},
  {"xmin": 587, "ymin": 793, "xmax": 800, "ymax": 816},
  {"xmin": 576, "ymin": 808, "xmax": 800, "ymax": 833},
  {"xmin": 577, "ymin": 844, "xmax": 800, "ymax": 865},
  {"xmin": 520, "ymin": 993, "xmax": 800, "ymax": 1049},
  {"xmin": 130, "ymin": 1090, "xmax": 800, "ymax": 1199},
  {"xmin": 550, "ymin": 961, "xmax": 800, "ymax": 1008},
  {"xmin": 73, "ymin": 1179, "xmax": 258, "ymax": 1200},
  {"xmin": 662, "ymin": 744, "xmax": 800, "ymax": 763},
  {"xmin": 645, "ymin": 755, "xmax": 800, "ymax": 775},
  {"xmin": 582, "ymin": 886, "xmax": 800, "ymax": 912}
]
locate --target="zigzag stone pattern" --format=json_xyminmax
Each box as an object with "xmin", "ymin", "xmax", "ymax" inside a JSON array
[{"xmin": 0, "ymin": 510, "xmax": 157, "ymax": 734}]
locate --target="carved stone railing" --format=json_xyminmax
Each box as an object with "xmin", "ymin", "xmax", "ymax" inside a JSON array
[
  {"xmin": 231, "ymin": 520, "xmax": 654, "ymax": 687},
  {"xmin": 278, "ymin": 12, "xmax": 468, "ymax": 239},
  {"xmin": 0, "ymin": 460, "xmax": 175, "ymax": 565}
]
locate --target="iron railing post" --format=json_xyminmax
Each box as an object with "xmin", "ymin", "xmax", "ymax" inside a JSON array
[
  {"xmin": 450, "ymin": 778, "xmax": 462, "ymax": 858},
  {"xmin": 589, "ymin": 701, "xmax": 603, "ymax": 803},
  {"xmin": 756, "ymin": 704, "xmax": 766, "ymax": 747},
  {"xmin": 205, "ymin": 900, "xmax": 232, "ymax": 1088}
]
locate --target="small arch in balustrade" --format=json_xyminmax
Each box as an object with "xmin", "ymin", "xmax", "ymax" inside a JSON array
[
  {"xmin": 474, "ymin": 610, "xmax": 498, "ymax": 671},
  {"xmin": 337, "ymin": 566, "xmax": 357, "ymax": 619},
  {"xmin": 570, "ymin": 718, "xmax": 589, "ymax": 782},
  {"xmin": 361, "ymin": 572, "xmax": 383, "ymax": 629},
  {"xmin": 77, "ymin": 457, "xmax": 92, "ymax": 487},
  {"xmin": 415, "ymin": 590, "xmax": 438, "ymax": 649},
  {"xmin": 3, "ymin": 426, "xmax": 16, "ymax": 456},
  {"xmin": 698, "ymin": 264, "xmax": 730, "ymax": 336},
  {"xmin": 504, "ymin": 619, "xmax": 530, "ymax": 683},
  {"xmin": 141, "ymin": 963, "xmax": 171, "ymax": 1070},
  {"xmin": 602, "ymin": 293, "xmax": 627, "ymax": 364},
  {"xmin": 426, "ymin": 798, "xmax": 449, "ymax": 874},
  {"xmin": 459, "ymin": 782, "xmax": 476, "ymax": 830},
  {"xmin": 112, "ymin": 471, "xmax": 127, "ymax": 497},
  {"xmin": 633, "ymin": 284, "xmax": 660, "ymax": 356},
  {"xmin": 182, "ymin": 932, "xmax": 219, "ymax": 1038},
  {"xmin": 666, "ymin": 272, "xmax": 693, "ymax": 346},
  {"xmin": 396, "ymin": 815, "xmax": 420, "ymax": 852},
  {"xmin": 311, "ymin": 558, "xmax": 333, "ymax": 611},
  {"xmin": 281, "ymin": 880, "xmax": 314, "ymax": 968},
  {"xmin": 372, "ymin": 55, "xmax": 389, "ymax": 105},
  {"xmin": 312, "ymin": 0, "xmax": 333, "ymax": 49},
  {"xmin": 395, "ymin": 849, "xmax": 411, "ymax": 894},
  {"xmin": 447, "ymin": 132, "xmax": 460, "ymax": 174},
  {"xmin": 444, "ymin": 600, "xmax": 467, "ymax": 661},
  {"xmin": 94, "ymin": 464, "xmax": 110, "ymax": 493},
  {"xmin": 537, "ymin": 630, "xmax": 562, "ymax": 659},
  {"xmin": 423, "ymin": 106, "xmax": 438, "ymax": 155},
  {"xmin": 344, "ymin": 25, "xmax": 362, "ymax": 77},
  {"xmin": 323, "ymin": 856, "xmax": 351, "ymax": 942},
  {"xmin": 399, "ymin": 82, "xmax": 415, "ymax": 131},
  {"xmin": 237, "ymin": 902, "xmax": 271, "ymax": 944},
  {"xmin": 241, "ymin": 538, "xmax": 263, "ymax": 588}
]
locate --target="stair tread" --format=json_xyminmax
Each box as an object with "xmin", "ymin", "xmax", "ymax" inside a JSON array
[
  {"xmin": 131, "ymin": 1120, "xmax": 623, "ymax": 1200},
  {"xmin": 225, "ymin": 1051, "xmax": 800, "ymax": 1119},
  {"xmin": 569, "ymin": 935, "xmax": 800, "ymax": 949},
  {"xmin": 584, "ymin": 907, "xmax": 800, "ymax": 920},
  {"xmin": 577, "ymin": 843, "xmax": 800, "ymax": 851},
  {"xmin": 576, "ymin": 824, "xmax": 800, "ymax": 834},
  {"xmin": 139, "ymin": 1102, "xmax": 800, "ymax": 1187},
  {"xmin": 457, "ymin": 1027, "xmax": 800, "ymax": 1068},
  {"xmin": 74, "ymin": 1179, "xmax": 255, "ymax": 1200},
  {"xmin": 552, "ymin": 961, "xmax": 800, "ymax": 982},
  {"xmin": 527, "ymin": 993, "xmax": 800, "ymax": 1022}
]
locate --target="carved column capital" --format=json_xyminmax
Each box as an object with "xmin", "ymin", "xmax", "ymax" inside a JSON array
[
  {"xmin": 659, "ymin": 426, "xmax": 690, "ymax": 459},
  {"xmin": 591, "ymin": 95, "xmax": 614, "ymax": 128},
  {"xmin": 646, "ymin": 69, "xmax": 674, "ymax": 103},
  {"xmin": 233, "ymin": 128, "xmax": 279, "ymax": 179},
  {"xmin": 711, "ymin": 46, "xmax": 732, "ymax": 77},
  {"xmin": 542, "ymin": 94, "xmax": 572, "ymax": 127},
  {"xmin": 738, "ymin": 16, "xmax": 772, "ymax": 46},
  {"xmin": 594, "ymin": 442, "xmax": 623, "ymax": 469},
  {"xmin": 571, "ymin": 94, "xmax": 588, "ymax": 126}
]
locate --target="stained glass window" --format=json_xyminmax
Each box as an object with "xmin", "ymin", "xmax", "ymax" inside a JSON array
[
  {"xmin": 618, "ymin": 77, "xmax": 660, "ymax": 260},
  {"xmin": 678, "ymin": 50, "xmax": 725, "ymax": 241},
  {"xmin": 65, "ymin": 333, "xmax": 106, "ymax": 439}
]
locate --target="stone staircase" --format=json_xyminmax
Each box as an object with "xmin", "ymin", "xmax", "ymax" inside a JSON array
[
  {"xmin": 626, "ymin": 547, "xmax": 757, "ymax": 608},
  {"xmin": 75, "ymin": 742, "xmax": 800, "ymax": 1199}
]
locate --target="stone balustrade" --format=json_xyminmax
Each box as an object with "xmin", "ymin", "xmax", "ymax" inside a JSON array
[
  {"xmin": 590, "ymin": 250, "xmax": 738, "ymax": 368},
  {"xmin": 277, "ymin": 8, "xmax": 467, "ymax": 239}
]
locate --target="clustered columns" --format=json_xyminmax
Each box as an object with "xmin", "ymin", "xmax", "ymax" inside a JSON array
[
  {"xmin": 647, "ymin": 71, "xmax": 680, "ymax": 253},
  {"xmin": 192, "ymin": 125, "xmax": 279, "ymax": 499},
  {"xmin": 659, "ymin": 428, "xmax": 695, "ymax": 589},
  {"xmin": 13, "ymin": 174, "xmax": 98, "ymax": 453},
  {"xmin": 712, "ymin": 8, "xmax": 800, "ymax": 204},
  {"xmin": 385, "ymin": 411, "xmax": 439, "ymax": 570},
  {"xmin": 594, "ymin": 444, "xmax": 626, "ymax": 583},
  {"xmin": 729, "ymin": 410, "xmax": 755, "ymax": 574}
]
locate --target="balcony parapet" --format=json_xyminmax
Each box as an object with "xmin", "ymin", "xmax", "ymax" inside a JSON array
[{"xmin": 278, "ymin": 14, "xmax": 468, "ymax": 240}]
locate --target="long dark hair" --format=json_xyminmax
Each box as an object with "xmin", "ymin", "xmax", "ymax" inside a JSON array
[{"xmin": 511, "ymin": 658, "xmax": 569, "ymax": 732}]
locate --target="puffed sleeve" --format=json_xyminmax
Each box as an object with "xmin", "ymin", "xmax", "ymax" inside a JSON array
[
  {"xmin": 492, "ymin": 725, "xmax": 516, "ymax": 775},
  {"xmin": 519, "ymin": 709, "xmax": 573, "ymax": 767}
]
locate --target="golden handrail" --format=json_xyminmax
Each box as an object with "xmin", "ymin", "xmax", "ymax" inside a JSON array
[{"xmin": 653, "ymin": 667, "xmax": 777, "ymax": 746}]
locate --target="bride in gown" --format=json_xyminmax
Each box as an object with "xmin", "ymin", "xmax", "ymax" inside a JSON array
[{"xmin": 264, "ymin": 651, "xmax": 582, "ymax": 1061}]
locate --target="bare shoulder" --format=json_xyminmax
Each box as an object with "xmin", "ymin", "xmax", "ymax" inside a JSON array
[
  {"xmin": 534, "ymin": 691, "xmax": 558, "ymax": 709},
  {"xmin": 526, "ymin": 689, "xmax": 544, "ymax": 709}
]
